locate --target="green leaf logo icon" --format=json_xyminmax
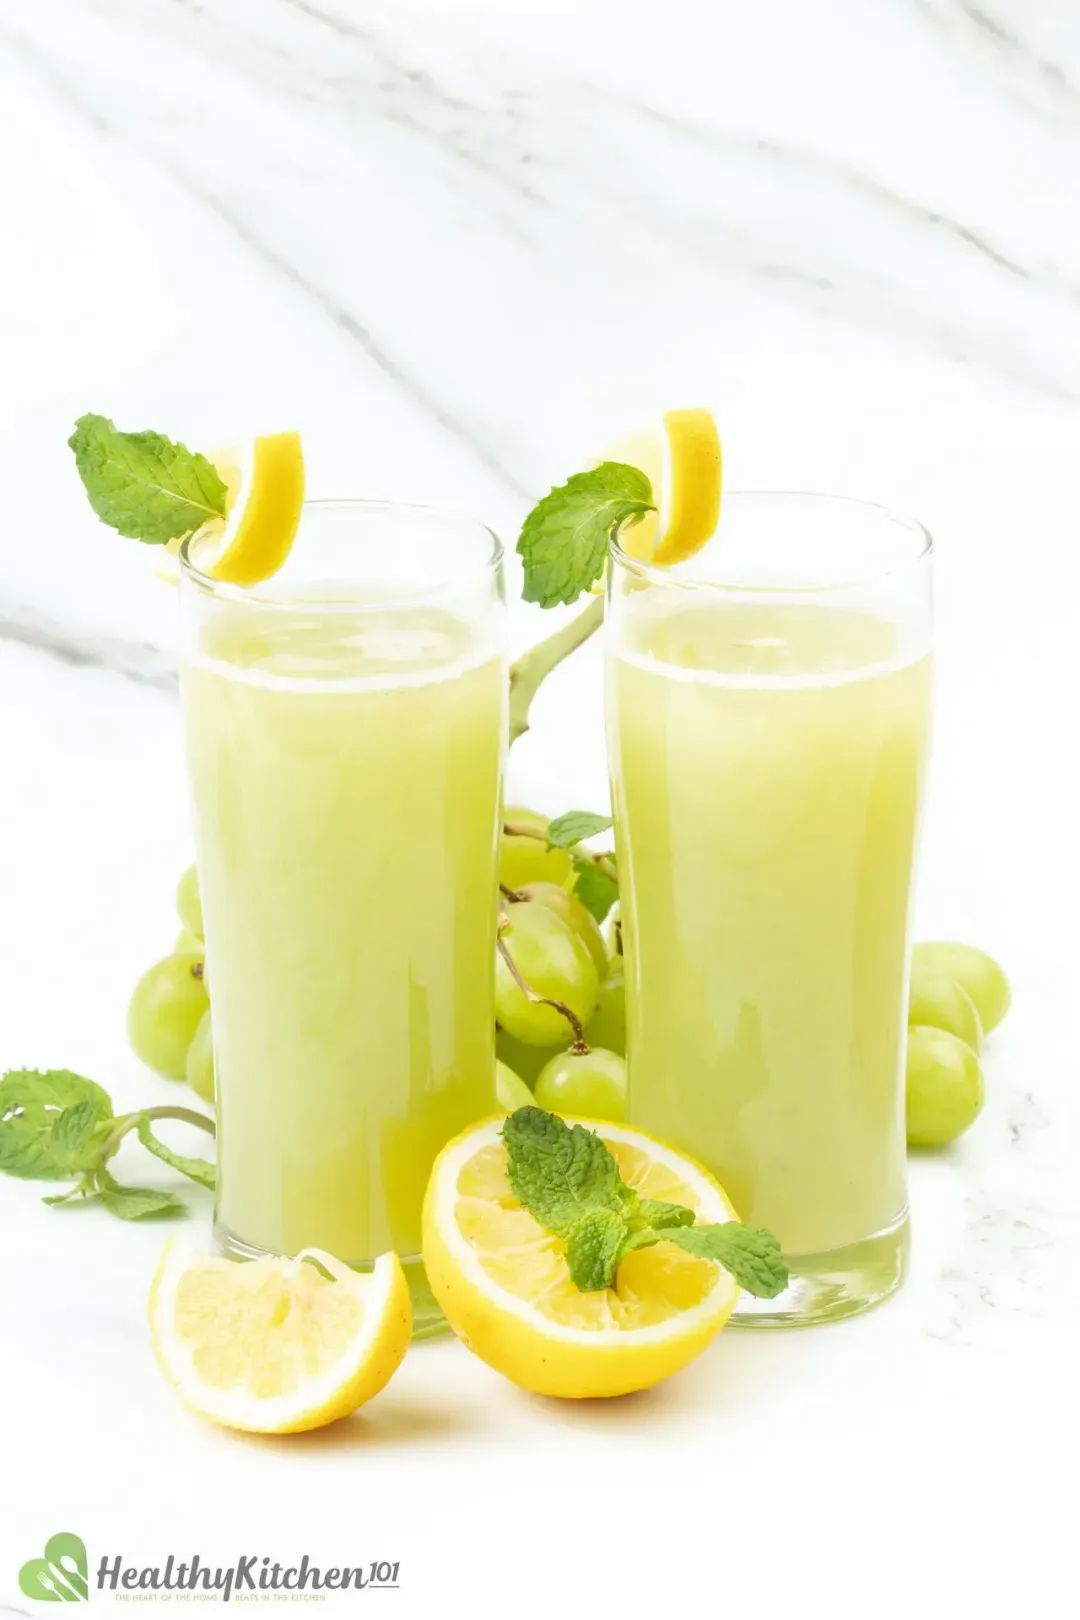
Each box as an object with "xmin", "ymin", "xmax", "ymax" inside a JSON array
[{"xmin": 18, "ymin": 1534, "xmax": 88, "ymax": 1602}]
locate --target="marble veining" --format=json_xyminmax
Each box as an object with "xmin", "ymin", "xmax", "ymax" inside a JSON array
[
  {"xmin": 0, "ymin": 595, "xmax": 178, "ymax": 690},
  {"xmin": 926, "ymin": 1190, "xmax": 1062, "ymax": 1344},
  {"xmin": 5, "ymin": 0, "xmax": 1080, "ymax": 518}
]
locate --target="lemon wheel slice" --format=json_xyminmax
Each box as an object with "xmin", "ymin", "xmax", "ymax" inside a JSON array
[
  {"xmin": 422, "ymin": 1116, "xmax": 739, "ymax": 1399},
  {"xmin": 149, "ymin": 1242, "xmax": 411, "ymax": 1433},
  {"xmin": 602, "ymin": 406, "xmax": 722, "ymax": 568}
]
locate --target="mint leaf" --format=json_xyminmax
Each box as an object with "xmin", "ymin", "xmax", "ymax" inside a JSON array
[
  {"xmin": 0, "ymin": 1069, "xmax": 113, "ymax": 1181},
  {"xmin": 42, "ymin": 1176, "xmax": 96, "ymax": 1208},
  {"xmin": 136, "ymin": 1116, "xmax": 215, "ymax": 1189},
  {"xmin": 570, "ymin": 853, "xmax": 619, "ymax": 924},
  {"xmin": 94, "ymin": 1168, "xmax": 186, "ymax": 1221},
  {"xmin": 636, "ymin": 1198, "xmax": 696, "ymax": 1232},
  {"xmin": 50, "ymin": 1099, "xmax": 108, "ymax": 1173},
  {"xmin": 69, "ymin": 413, "xmax": 227, "ymax": 545},
  {"xmin": 656, "ymin": 1223, "xmax": 788, "ymax": 1298},
  {"xmin": 502, "ymin": 1106, "xmax": 630, "ymax": 1238},
  {"xmin": 565, "ymin": 1207, "xmax": 629, "ymax": 1292},
  {"xmin": 517, "ymin": 463, "xmax": 654, "ymax": 608},
  {"xmin": 547, "ymin": 810, "xmax": 613, "ymax": 849}
]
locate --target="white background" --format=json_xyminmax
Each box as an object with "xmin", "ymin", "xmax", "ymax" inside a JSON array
[{"xmin": 1, "ymin": 1, "xmax": 1078, "ymax": 1614}]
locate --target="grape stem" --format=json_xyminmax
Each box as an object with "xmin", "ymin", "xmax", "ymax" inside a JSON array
[
  {"xmin": 496, "ymin": 933, "xmax": 588, "ymax": 1049},
  {"xmin": 502, "ymin": 820, "xmax": 617, "ymax": 885},
  {"xmin": 507, "ymin": 594, "xmax": 604, "ymax": 747}
]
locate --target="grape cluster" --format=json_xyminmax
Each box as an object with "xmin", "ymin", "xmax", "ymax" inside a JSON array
[
  {"xmin": 493, "ymin": 808, "xmax": 1012, "ymax": 1150},
  {"xmin": 125, "ymin": 835, "xmax": 1008, "ymax": 1153},
  {"xmin": 495, "ymin": 808, "xmax": 627, "ymax": 1122},
  {"xmin": 128, "ymin": 865, "xmax": 215, "ymax": 1104}
]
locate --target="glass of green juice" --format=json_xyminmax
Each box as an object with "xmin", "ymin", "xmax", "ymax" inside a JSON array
[
  {"xmin": 179, "ymin": 502, "xmax": 507, "ymax": 1338},
  {"xmin": 606, "ymin": 494, "xmax": 933, "ymax": 1327}
]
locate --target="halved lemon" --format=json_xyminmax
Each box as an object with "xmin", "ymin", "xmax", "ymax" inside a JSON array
[
  {"xmin": 149, "ymin": 1242, "xmax": 411, "ymax": 1434},
  {"xmin": 162, "ymin": 430, "xmax": 305, "ymax": 586},
  {"xmin": 422, "ymin": 1116, "xmax": 739, "ymax": 1399},
  {"xmin": 601, "ymin": 406, "xmax": 722, "ymax": 569}
]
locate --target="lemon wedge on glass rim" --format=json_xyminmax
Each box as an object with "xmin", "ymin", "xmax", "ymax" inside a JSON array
[
  {"xmin": 149, "ymin": 1241, "xmax": 411, "ymax": 1433},
  {"xmin": 422, "ymin": 1115, "xmax": 740, "ymax": 1399},
  {"xmin": 600, "ymin": 406, "xmax": 722, "ymax": 570},
  {"xmin": 162, "ymin": 429, "xmax": 305, "ymax": 587}
]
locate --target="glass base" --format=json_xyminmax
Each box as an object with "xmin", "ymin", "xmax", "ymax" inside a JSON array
[
  {"xmin": 731, "ymin": 1210, "xmax": 909, "ymax": 1328},
  {"xmin": 213, "ymin": 1222, "xmax": 449, "ymax": 1341}
]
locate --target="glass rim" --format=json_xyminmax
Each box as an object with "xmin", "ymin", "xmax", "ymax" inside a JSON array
[
  {"xmin": 179, "ymin": 497, "xmax": 504, "ymax": 609},
  {"xmin": 609, "ymin": 490, "xmax": 933, "ymax": 597}
]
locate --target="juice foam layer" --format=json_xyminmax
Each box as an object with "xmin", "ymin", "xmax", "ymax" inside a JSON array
[
  {"xmin": 192, "ymin": 598, "xmax": 500, "ymax": 692},
  {"xmin": 614, "ymin": 595, "xmax": 929, "ymax": 689}
]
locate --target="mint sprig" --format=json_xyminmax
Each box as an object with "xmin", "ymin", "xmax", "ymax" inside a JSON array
[
  {"xmin": 0, "ymin": 1070, "xmax": 112, "ymax": 1180},
  {"xmin": 517, "ymin": 462, "xmax": 654, "ymax": 608},
  {"xmin": 0, "ymin": 1068, "xmax": 216, "ymax": 1220},
  {"xmin": 502, "ymin": 1107, "xmax": 788, "ymax": 1298},
  {"xmin": 502, "ymin": 1107, "xmax": 632, "ymax": 1238},
  {"xmin": 69, "ymin": 413, "xmax": 227, "ymax": 546}
]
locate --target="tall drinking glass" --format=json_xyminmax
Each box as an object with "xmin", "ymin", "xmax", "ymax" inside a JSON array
[
  {"xmin": 179, "ymin": 502, "xmax": 507, "ymax": 1338},
  {"xmin": 606, "ymin": 495, "xmax": 932, "ymax": 1326}
]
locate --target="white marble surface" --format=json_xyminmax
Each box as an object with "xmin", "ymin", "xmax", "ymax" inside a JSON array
[{"xmin": 1, "ymin": 1, "xmax": 1078, "ymax": 1613}]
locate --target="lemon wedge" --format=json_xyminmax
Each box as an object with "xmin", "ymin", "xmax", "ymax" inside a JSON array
[
  {"xmin": 422, "ymin": 1116, "xmax": 739, "ymax": 1398},
  {"xmin": 602, "ymin": 407, "xmax": 722, "ymax": 568},
  {"xmin": 149, "ymin": 1242, "xmax": 411, "ymax": 1434}
]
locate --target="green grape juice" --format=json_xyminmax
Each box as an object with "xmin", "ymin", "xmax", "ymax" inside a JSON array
[
  {"xmin": 608, "ymin": 598, "xmax": 931, "ymax": 1291},
  {"xmin": 182, "ymin": 598, "xmax": 505, "ymax": 1313}
]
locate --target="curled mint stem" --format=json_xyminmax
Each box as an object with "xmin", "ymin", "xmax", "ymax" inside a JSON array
[
  {"xmin": 508, "ymin": 595, "xmax": 604, "ymax": 746},
  {"xmin": 99, "ymin": 1103, "xmax": 215, "ymax": 1161}
]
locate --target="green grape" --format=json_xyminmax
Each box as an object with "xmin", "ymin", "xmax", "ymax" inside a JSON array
[
  {"xmin": 908, "ymin": 965, "xmax": 983, "ymax": 1052},
  {"xmin": 173, "ymin": 927, "xmax": 204, "ymax": 956},
  {"xmin": 495, "ymin": 901, "xmax": 599, "ymax": 1045},
  {"xmin": 584, "ymin": 965, "xmax": 626, "ymax": 1056},
  {"xmin": 503, "ymin": 804, "xmax": 550, "ymax": 840},
  {"xmin": 906, "ymin": 1026, "xmax": 984, "ymax": 1148},
  {"xmin": 500, "ymin": 832, "xmax": 572, "ymax": 893},
  {"xmin": 912, "ymin": 942, "xmax": 1010, "ymax": 1034},
  {"xmin": 496, "ymin": 1025, "xmax": 562, "ymax": 1085},
  {"xmin": 175, "ymin": 864, "xmax": 204, "ymax": 942},
  {"xmin": 603, "ymin": 903, "xmax": 622, "ymax": 960},
  {"xmin": 534, "ymin": 1046, "xmax": 627, "ymax": 1122},
  {"xmin": 186, "ymin": 1009, "xmax": 216, "ymax": 1103},
  {"xmin": 495, "ymin": 1059, "xmax": 535, "ymax": 1113},
  {"xmin": 127, "ymin": 953, "xmax": 210, "ymax": 1080},
  {"xmin": 516, "ymin": 881, "xmax": 608, "ymax": 978}
]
